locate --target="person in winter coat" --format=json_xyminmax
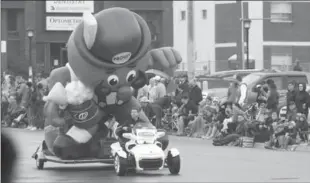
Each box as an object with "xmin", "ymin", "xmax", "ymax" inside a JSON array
[
  {"xmin": 266, "ymin": 83, "xmax": 279, "ymax": 112},
  {"xmin": 295, "ymin": 113, "xmax": 309, "ymax": 142},
  {"xmin": 295, "ymin": 82, "xmax": 310, "ymax": 117},
  {"xmin": 286, "ymin": 81, "xmax": 297, "ymax": 115},
  {"xmin": 188, "ymin": 79, "xmax": 203, "ymax": 106}
]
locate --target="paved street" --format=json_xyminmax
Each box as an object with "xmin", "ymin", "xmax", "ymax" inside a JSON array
[{"xmin": 3, "ymin": 128, "xmax": 310, "ymax": 183}]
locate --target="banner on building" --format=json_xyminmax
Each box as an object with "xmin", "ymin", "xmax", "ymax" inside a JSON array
[
  {"xmin": 45, "ymin": 1, "xmax": 94, "ymax": 13},
  {"xmin": 46, "ymin": 16, "xmax": 83, "ymax": 31}
]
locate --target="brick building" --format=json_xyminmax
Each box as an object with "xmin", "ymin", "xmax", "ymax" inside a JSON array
[
  {"xmin": 1, "ymin": 1, "xmax": 173, "ymax": 77},
  {"xmin": 173, "ymin": 1, "xmax": 310, "ymax": 73}
]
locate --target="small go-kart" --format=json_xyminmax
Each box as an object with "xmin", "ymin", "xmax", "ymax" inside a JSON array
[
  {"xmin": 32, "ymin": 138, "xmax": 116, "ymax": 170},
  {"xmin": 111, "ymin": 123, "xmax": 181, "ymax": 176}
]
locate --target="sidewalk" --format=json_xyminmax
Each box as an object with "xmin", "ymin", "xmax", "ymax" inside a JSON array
[
  {"xmin": 169, "ymin": 133, "xmax": 310, "ymax": 152},
  {"xmin": 254, "ymin": 142, "xmax": 310, "ymax": 152}
]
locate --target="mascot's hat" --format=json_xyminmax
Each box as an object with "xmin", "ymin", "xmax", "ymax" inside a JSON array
[
  {"xmin": 67, "ymin": 8, "xmax": 151, "ymax": 85},
  {"xmin": 43, "ymin": 82, "xmax": 68, "ymax": 106}
]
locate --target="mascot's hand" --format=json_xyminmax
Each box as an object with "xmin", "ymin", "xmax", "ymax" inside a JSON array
[{"xmin": 149, "ymin": 47, "xmax": 182, "ymax": 77}]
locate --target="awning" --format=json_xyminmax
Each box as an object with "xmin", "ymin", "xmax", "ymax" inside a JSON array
[{"xmin": 228, "ymin": 54, "xmax": 255, "ymax": 62}]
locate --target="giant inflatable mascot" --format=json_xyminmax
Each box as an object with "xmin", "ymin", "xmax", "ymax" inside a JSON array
[{"xmin": 43, "ymin": 7, "xmax": 182, "ymax": 159}]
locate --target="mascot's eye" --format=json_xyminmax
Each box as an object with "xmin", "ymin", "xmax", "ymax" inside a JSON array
[
  {"xmin": 126, "ymin": 70, "xmax": 136, "ymax": 83},
  {"xmin": 107, "ymin": 75, "xmax": 119, "ymax": 86}
]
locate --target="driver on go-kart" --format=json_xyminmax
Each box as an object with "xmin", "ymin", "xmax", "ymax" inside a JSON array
[{"xmin": 115, "ymin": 107, "xmax": 154, "ymax": 150}]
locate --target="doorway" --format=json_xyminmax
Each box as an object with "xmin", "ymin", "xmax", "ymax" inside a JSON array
[{"xmin": 50, "ymin": 43, "xmax": 66, "ymax": 69}]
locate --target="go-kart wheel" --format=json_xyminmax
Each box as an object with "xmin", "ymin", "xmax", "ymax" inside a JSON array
[
  {"xmin": 36, "ymin": 158, "xmax": 44, "ymax": 170},
  {"xmin": 167, "ymin": 151, "xmax": 180, "ymax": 175},
  {"xmin": 114, "ymin": 155, "xmax": 127, "ymax": 176}
]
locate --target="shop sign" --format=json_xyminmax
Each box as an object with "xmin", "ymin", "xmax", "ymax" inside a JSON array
[
  {"xmin": 45, "ymin": 1, "xmax": 94, "ymax": 13},
  {"xmin": 46, "ymin": 16, "xmax": 83, "ymax": 31}
]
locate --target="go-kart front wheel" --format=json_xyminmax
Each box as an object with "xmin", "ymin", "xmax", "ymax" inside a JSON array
[
  {"xmin": 36, "ymin": 158, "xmax": 44, "ymax": 170},
  {"xmin": 167, "ymin": 151, "xmax": 180, "ymax": 175},
  {"xmin": 114, "ymin": 155, "xmax": 127, "ymax": 176}
]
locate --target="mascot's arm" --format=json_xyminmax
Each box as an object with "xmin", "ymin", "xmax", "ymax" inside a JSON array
[
  {"xmin": 44, "ymin": 101, "xmax": 66, "ymax": 127},
  {"xmin": 47, "ymin": 67, "xmax": 71, "ymax": 90},
  {"xmin": 148, "ymin": 47, "xmax": 182, "ymax": 77},
  {"xmin": 45, "ymin": 67, "xmax": 71, "ymax": 127}
]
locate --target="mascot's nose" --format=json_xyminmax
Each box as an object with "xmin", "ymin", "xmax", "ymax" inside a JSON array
[{"xmin": 117, "ymin": 86, "xmax": 133, "ymax": 104}]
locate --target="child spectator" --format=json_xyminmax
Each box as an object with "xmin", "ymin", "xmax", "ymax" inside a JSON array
[
  {"xmin": 283, "ymin": 121, "xmax": 298, "ymax": 149},
  {"xmin": 295, "ymin": 113, "xmax": 309, "ymax": 143},
  {"xmin": 287, "ymin": 101, "xmax": 298, "ymax": 122}
]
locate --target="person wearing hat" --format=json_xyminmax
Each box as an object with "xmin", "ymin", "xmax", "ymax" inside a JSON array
[
  {"xmin": 154, "ymin": 75, "xmax": 167, "ymax": 100},
  {"xmin": 43, "ymin": 7, "xmax": 182, "ymax": 159}
]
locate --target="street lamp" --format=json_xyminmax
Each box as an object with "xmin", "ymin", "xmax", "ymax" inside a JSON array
[
  {"xmin": 243, "ymin": 19, "xmax": 251, "ymax": 69},
  {"xmin": 27, "ymin": 28, "xmax": 35, "ymax": 85}
]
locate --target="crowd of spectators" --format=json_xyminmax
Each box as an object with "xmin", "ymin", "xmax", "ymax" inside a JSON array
[{"xmin": 1, "ymin": 73, "xmax": 48, "ymax": 130}]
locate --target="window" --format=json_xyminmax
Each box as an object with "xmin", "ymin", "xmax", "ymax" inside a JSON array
[
  {"xmin": 7, "ymin": 9, "xmax": 19, "ymax": 31},
  {"xmin": 270, "ymin": 2, "xmax": 292, "ymax": 23},
  {"xmin": 181, "ymin": 10, "xmax": 186, "ymax": 20},
  {"xmin": 264, "ymin": 76, "xmax": 284, "ymax": 90},
  {"xmin": 202, "ymin": 9, "xmax": 207, "ymax": 19},
  {"xmin": 271, "ymin": 47, "xmax": 292, "ymax": 71},
  {"xmin": 287, "ymin": 76, "xmax": 308, "ymax": 84}
]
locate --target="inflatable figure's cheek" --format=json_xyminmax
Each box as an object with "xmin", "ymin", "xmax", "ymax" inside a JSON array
[{"xmin": 131, "ymin": 70, "xmax": 147, "ymax": 89}]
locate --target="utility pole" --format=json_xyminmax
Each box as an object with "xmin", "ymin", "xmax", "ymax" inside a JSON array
[
  {"xmin": 240, "ymin": 1, "xmax": 245, "ymax": 69},
  {"xmin": 187, "ymin": 0, "xmax": 195, "ymax": 81}
]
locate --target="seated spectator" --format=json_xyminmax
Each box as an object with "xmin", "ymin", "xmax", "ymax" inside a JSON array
[
  {"xmin": 283, "ymin": 121, "xmax": 298, "ymax": 149},
  {"xmin": 176, "ymin": 95, "xmax": 198, "ymax": 136},
  {"xmin": 221, "ymin": 103, "xmax": 246, "ymax": 134},
  {"xmin": 204, "ymin": 105, "xmax": 220, "ymax": 139},
  {"xmin": 295, "ymin": 113, "xmax": 309, "ymax": 143},
  {"xmin": 145, "ymin": 96, "xmax": 172, "ymax": 128},
  {"xmin": 265, "ymin": 119, "xmax": 290, "ymax": 149},
  {"xmin": 212, "ymin": 114, "xmax": 256, "ymax": 147},
  {"xmin": 3, "ymin": 95, "xmax": 20, "ymax": 127},
  {"xmin": 287, "ymin": 101, "xmax": 297, "ymax": 122},
  {"xmin": 254, "ymin": 111, "xmax": 276, "ymax": 143},
  {"xmin": 187, "ymin": 106, "xmax": 216, "ymax": 138}
]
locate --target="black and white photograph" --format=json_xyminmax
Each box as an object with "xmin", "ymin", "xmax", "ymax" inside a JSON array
[{"xmin": 1, "ymin": 1, "xmax": 310, "ymax": 183}]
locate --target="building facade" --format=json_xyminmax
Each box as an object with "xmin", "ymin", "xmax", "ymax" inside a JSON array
[
  {"xmin": 1, "ymin": 1, "xmax": 173, "ymax": 77},
  {"xmin": 174, "ymin": 1, "xmax": 310, "ymax": 73}
]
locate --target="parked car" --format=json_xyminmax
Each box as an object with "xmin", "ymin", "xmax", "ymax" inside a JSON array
[
  {"xmin": 196, "ymin": 69, "xmax": 277, "ymax": 91},
  {"xmin": 204, "ymin": 71, "xmax": 310, "ymax": 109}
]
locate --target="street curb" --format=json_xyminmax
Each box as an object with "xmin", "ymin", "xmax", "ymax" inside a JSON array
[{"xmin": 169, "ymin": 134, "xmax": 310, "ymax": 152}]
